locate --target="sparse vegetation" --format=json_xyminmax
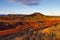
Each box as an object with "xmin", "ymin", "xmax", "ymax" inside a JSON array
[{"xmin": 0, "ymin": 13, "xmax": 60, "ymax": 40}]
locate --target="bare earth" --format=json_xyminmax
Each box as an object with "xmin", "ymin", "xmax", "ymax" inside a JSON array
[{"xmin": 0, "ymin": 13, "xmax": 60, "ymax": 40}]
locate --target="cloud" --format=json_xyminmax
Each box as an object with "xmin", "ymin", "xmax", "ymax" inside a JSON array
[
  {"xmin": 0, "ymin": 10, "xmax": 16, "ymax": 15},
  {"xmin": 8, "ymin": 0, "xmax": 40, "ymax": 5}
]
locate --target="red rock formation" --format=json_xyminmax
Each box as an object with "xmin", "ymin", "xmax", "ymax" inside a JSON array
[{"xmin": 0, "ymin": 12, "xmax": 60, "ymax": 37}]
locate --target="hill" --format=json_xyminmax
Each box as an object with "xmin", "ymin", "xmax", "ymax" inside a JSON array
[{"xmin": 0, "ymin": 12, "xmax": 60, "ymax": 40}]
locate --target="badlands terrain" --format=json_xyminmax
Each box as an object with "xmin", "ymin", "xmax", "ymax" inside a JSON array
[{"xmin": 0, "ymin": 13, "xmax": 60, "ymax": 40}]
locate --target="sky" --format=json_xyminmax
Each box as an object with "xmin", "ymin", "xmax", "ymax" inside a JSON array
[{"xmin": 0, "ymin": 0, "xmax": 60, "ymax": 16}]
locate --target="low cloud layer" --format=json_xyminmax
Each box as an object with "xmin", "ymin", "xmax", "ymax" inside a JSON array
[{"xmin": 9, "ymin": 0, "xmax": 40, "ymax": 5}]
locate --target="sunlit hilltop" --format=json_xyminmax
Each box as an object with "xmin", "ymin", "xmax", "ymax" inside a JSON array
[{"xmin": 0, "ymin": 12, "xmax": 60, "ymax": 40}]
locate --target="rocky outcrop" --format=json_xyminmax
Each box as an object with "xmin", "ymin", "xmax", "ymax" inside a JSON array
[{"xmin": 0, "ymin": 12, "xmax": 60, "ymax": 40}]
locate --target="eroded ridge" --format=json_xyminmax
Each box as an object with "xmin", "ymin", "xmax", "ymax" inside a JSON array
[{"xmin": 0, "ymin": 13, "xmax": 60, "ymax": 40}]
